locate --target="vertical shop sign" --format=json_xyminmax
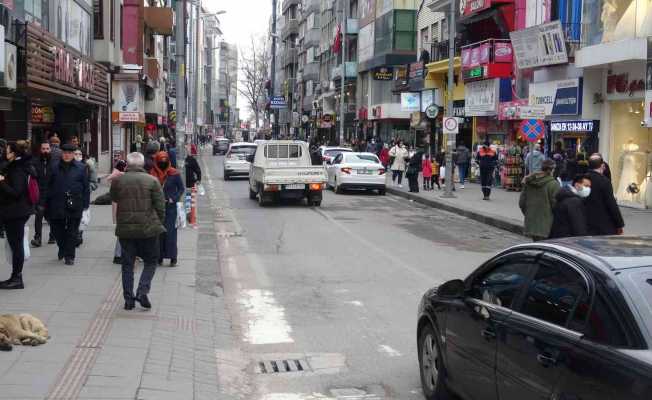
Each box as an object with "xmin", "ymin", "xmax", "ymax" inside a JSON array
[{"xmin": 646, "ymin": 38, "xmax": 652, "ymax": 127}]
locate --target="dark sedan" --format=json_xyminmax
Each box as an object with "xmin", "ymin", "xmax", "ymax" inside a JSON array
[{"xmin": 416, "ymin": 236, "xmax": 652, "ymax": 400}]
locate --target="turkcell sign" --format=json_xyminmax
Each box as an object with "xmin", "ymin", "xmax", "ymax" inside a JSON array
[
  {"xmin": 529, "ymin": 78, "xmax": 582, "ymax": 116},
  {"xmin": 270, "ymin": 96, "xmax": 287, "ymax": 109}
]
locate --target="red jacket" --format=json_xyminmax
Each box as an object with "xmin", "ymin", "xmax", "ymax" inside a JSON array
[
  {"xmin": 379, "ymin": 148, "xmax": 390, "ymax": 165},
  {"xmin": 422, "ymin": 159, "xmax": 433, "ymax": 177}
]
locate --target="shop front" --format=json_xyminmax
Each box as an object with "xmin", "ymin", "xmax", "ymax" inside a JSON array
[
  {"xmin": 23, "ymin": 24, "xmax": 110, "ymax": 168},
  {"xmin": 549, "ymin": 120, "xmax": 600, "ymax": 155},
  {"xmin": 111, "ymin": 76, "xmax": 146, "ymax": 159},
  {"xmin": 465, "ymin": 78, "xmax": 513, "ymax": 149}
]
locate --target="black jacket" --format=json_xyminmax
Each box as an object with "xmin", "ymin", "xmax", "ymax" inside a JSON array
[
  {"xmin": 46, "ymin": 160, "xmax": 90, "ymax": 220},
  {"xmin": 549, "ymin": 187, "xmax": 588, "ymax": 239},
  {"xmin": 585, "ymin": 170, "xmax": 624, "ymax": 235},
  {"xmin": 32, "ymin": 155, "xmax": 52, "ymax": 206},
  {"xmin": 0, "ymin": 157, "xmax": 35, "ymax": 221},
  {"xmin": 184, "ymin": 156, "xmax": 202, "ymax": 188}
]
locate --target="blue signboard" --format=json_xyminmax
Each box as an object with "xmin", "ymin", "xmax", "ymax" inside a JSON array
[
  {"xmin": 530, "ymin": 78, "xmax": 582, "ymax": 116},
  {"xmin": 270, "ymin": 96, "xmax": 287, "ymax": 109}
]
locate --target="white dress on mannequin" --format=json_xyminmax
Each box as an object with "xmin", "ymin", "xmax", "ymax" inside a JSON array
[
  {"xmin": 613, "ymin": 0, "xmax": 652, "ymax": 41},
  {"xmin": 616, "ymin": 142, "xmax": 646, "ymax": 204}
]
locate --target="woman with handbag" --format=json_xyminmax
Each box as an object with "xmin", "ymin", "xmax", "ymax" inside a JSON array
[
  {"xmin": 150, "ymin": 151, "xmax": 185, "ymax": 267},
  {"xmin": 0, "ymin": 141, "xmax": 35, "ymax": 289}
]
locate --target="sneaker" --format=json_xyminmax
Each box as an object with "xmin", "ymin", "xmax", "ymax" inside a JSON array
[
  {"xmin": 398, "ymin": 184, "xmax": 403, "ymax": 188},
  {"xmin": 31, "ymin": 238, "xmax": 42, "ymax": 248},
  {"xmin": 170, "ymin": 258, "xmax": 177, "ymax": 267},
  {"xmin": 136, "ymin": 294, "xmax": 152, "ymax": 309},
  {"xmin": 64, "ymin": 258, "xmax": 75, "ymax": 266},
  {"xmin": 460, "ymin": 184, "xmax": 465, "ymax": 189},
  {"xmin": 58, "ymin": 252, "xmax": 64, "ymax": 261},
  {"xmin": 48, "ymin": 237, "xmax": 56, "ymax": 244},
  {"xmin": 124, "ymin": 300, "xmax": 135, "ymax": 310}
]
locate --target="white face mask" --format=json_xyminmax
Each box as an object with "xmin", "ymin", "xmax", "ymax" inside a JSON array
[
  {"xmin": 74, "ymin": 155, "xmax": 83, "ymax": 162},
  {"xmin": 576, "ymin": 186, "xmax": 591, "ymax": 198}
]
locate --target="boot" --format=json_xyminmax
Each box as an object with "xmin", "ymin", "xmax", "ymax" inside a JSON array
[
  {"xmin": 0, "ymin": 274, "xmax": 24, "ymax": 290},
  {"xmin": 47, "ymin": 234, "xmax": 55, "ymax": 244},
  {"xmin": 31, "ymin": 237, "xmax": 42, "ymax": 248}
]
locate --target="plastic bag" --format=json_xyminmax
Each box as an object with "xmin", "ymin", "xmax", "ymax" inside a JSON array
[
  {"xmin": 6, "ymin": 226, "xmax": 31, "ymax": 265},
  {"xmin": 175, "ymin": 202, "xmax": 187, "ymax": 229},
  {"xmin": 80, "ymin": 209, "xmax": 91, "ymax": 231},
  {"xmin": 197, "ymin": 183, "xmax": 206, "ymax": 196}
]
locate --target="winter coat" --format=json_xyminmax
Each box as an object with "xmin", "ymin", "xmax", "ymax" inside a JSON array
[
  {"xmin": 406, "ymin": 152, "xmax": 424, "ymax": 177},
  {"xmin": 525, "ymin": 150, "xmax": 545, "ymax": 174},
  {"xmin": 456, "ymin": 146, "xmax": 471, "ymax": 164},
  {"xmin": 585, "ymin": 170, "xmax": 624, "ymax": 235},
  {"xmin": 477, "ymin": 146, "xmax": 498, "ymax": 170},
  {"xmin": 162, "ymin": 173, "xmax": 185, "ymax": 204},
  {"xmin": 431, "ymin": 160, "xmax": 440, "ymax": 175},
  {"xmin": 379, "ymin": 148, "xmax": 390, "ymax": 166},
  {"xmin": 110, "ymin": 167, "xmax": 166, "ymax": 239},
  {"xmin": 46, "ymin": 160, "xmax": 90, "ymax": 220},
  {"xmin": 0, "ymin": 157, "xmax": 35, "ymax": 221},
  {"xmin": 32, "ymin": 155, "xmax": 52, "ymax": 207},
  {"xmin": 519, "ymin": 173, "xmax": 560, "ymax": 239},
  {"xmin": 389, "ymin": 145, "xmax": 409, "ymax": 171},
  {"xmin": 549, "ymin": 187, "xmax": 588, "ymax": 239},
  {"xmin": 422, "ymin": 159, "xmax": 432, "ymax": 178},
  {"xmin": 184, "ymin": 155, "xmax": 202, "ymax": 188}
]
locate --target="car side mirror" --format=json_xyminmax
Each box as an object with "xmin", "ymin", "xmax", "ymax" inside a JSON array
[
  {"xmin": 438, "ymin": 279, "xmax": 465, "ymax": 299},
  {"xmin": 246, "ymin": 154, "xmax": 255, "ymax": 163}
]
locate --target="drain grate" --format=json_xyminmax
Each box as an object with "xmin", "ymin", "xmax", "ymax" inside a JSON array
[{"xmin": 256, "ymin": 359, "xmax": 309, "ymax": 374}]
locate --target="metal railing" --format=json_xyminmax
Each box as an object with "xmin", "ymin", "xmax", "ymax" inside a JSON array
[{"xmin": 429, "ymin": 40, "xmax": 460, "ymax": 62}]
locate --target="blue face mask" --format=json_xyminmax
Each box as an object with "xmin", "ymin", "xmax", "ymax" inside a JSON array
[{"xmin": 576, "ymin": 186, "xmax": 591, "ymax": 198}]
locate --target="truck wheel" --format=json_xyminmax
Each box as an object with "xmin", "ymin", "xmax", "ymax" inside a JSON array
[
  {"xmin": 312, "ymin": 200, "xmax": 322, "ymax": 207},
  {"xmin": 257, "ymin": 186, "xmax": 268, "ymax": 207},
  {"xmin": 334, "ymin": 179, "xmax": 343, "ymax": 194},
  {"xmin": 249, "ymin": 187, "xmax": 257, "ymax": 200},
  {"xmin": 378, "ymin": 189, "xmax": 386, "ymax": 196}
]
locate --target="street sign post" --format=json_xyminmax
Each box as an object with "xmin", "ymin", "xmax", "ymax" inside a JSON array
[
  {"xmin": 443, "ymin": 116, "xmax": 459, "ymax": 135},
  {"xmin": 425, "ymin": 104, "xmax": 439, "ymax": 119}
]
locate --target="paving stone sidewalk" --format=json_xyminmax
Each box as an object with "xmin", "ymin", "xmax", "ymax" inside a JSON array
[
  {"xmin": 385, "ymin": 176, "xmax": 652, "ymax": 236},
  {"xmin": 0, "ymin": 179, "xmax": 235, "ymax": 400}
]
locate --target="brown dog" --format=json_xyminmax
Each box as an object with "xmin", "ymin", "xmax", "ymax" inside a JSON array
[{"xmin": 0, "ymin": 314, "xmax": 50, "ymax": 351}]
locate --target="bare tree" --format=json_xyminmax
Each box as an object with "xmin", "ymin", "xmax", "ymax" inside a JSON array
[{"xmin": 238, "ymin": 34, "xmax": 270, "ymax": 129}]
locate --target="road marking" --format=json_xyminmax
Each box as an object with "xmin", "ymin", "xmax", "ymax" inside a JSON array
[
  {"xmin": 377, "ymin": 344, "xmax": 402, "ymax": 357},
  {"xmin": 345, "ymin": 300, "xmax": 364, "ymax": 307},
  {"xmin": 238, "ymin": 289, "xmax": 294, "ymax": 345}
]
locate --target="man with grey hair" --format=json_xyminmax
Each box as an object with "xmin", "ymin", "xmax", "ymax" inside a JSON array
[
  {"xmin": 110, "ymin": 152, "xmax": 165, "ymax": 310},
  {"xmin": 525, "ymin": 143, "xmax": 545, "ymax": 175}
]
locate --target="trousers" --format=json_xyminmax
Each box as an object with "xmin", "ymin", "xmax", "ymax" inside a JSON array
[
  {"xmin": 3, "ymin": 217, "xmax": 29, "ymax": 277},
  {"xmin": 480, "ymin": 167, "xmax": 494, "ymax": 198},
  {"xmin": 119, "ymin": 237, "xmax": 159, "ymax": 301},
  {"xmin": 50, "ymin": 217, "xmax": 81, "ymax": 260},
  {"xmin": 392, "ymin": 170, "xmax": 403, "ymax": 185}
]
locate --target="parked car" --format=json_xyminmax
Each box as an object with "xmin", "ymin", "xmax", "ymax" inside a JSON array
[
  {"xmin": 248, "ymin": 140, "xmax": 328, "ymax": 207},
  {"xmin": 213, "ymin": 138, "xmax": 230, "ymax": 155},
  {"xmin": 416, "ymin": 236, "xmax": 652, "ymax": 400},
  {"xmin": 319, "ymin": 146, "xmax": 352, "ymax": 164},
  {"xmin": 326, "ymin": 152, "xmax": 386, "ymax": 195},
  {"xmin": 223, "ymin": 142, "xmax": 258, "ymax": 180}
]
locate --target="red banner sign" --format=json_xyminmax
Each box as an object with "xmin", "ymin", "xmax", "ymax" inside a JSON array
[{"xmin": 461, "ymin": 0, "xmax": 491, "ymax": 17}]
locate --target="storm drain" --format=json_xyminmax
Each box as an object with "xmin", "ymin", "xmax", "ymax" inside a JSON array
[{"xmin": 256, "ymin": 359, "xmax": 309, "ymax": 374}]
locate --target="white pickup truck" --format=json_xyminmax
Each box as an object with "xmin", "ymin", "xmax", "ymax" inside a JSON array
[{"xmin": 248, "ymin": 140, "xmax": 327, "ymax": 207}]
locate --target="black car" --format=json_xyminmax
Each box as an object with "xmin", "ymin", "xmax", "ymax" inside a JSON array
[
  {"xmin": 417, "ymin": 236, "xmax": 652, "ymax": 400},
  {"xmin": 213, "ymin": 138, "xmax": 230, "ymax": 155}
]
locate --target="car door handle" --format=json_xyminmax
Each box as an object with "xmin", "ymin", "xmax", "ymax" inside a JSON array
[
  {"xmin": 536, "ymin": 353, "xmax": 558, "ymax": 367},
  {"xmin": 481, "ymin": 329, "xmax": 496, "ymax": 340}
]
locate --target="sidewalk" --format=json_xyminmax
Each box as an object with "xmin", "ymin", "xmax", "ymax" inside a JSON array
[
  {"xmin": 386, "ymin": 177, "xmax": 652, "ymax": 236},
  {"xmin": 0, "ymin": 181, "xmax": 228, "ymax": 399}
]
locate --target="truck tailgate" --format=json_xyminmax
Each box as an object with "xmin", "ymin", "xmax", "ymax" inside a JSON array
[{"xmin": 260, "ymin": 166, "xmax": 327, "ymax": 185}]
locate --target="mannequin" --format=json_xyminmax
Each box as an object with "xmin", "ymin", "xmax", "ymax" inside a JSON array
[
  {"xmin": 613, "ymin": 0, "xmax": 652, "ymax": 41},
  {"xmin": 616, "ymin": 139, "xmax": 647, "ymax": 204}
]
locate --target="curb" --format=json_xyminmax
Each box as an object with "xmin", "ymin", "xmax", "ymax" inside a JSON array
[{"xmin": 386, "ymin": 187, "xmax": 525, "ymax": 235}]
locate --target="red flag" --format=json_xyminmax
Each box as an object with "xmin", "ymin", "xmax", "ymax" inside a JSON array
[{"xmin": 332, "ymin": 24, "xmax": 342, "ymax": 54}]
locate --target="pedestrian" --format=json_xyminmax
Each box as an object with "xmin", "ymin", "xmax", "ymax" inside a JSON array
[
  {"xmin": 74, "ymin": 149, "xmax": 98, "ymax": 246},
  {"xmin": 110, "ymin": 152, "xmax": 165, "ymax": 310},
  {"xmin": 0, "ymin": 141, "xmax": 36, "ymax": 289},
  {"xmin": 150, "ymin": 151, "xmax": 184, "ymax": 267},
  {"xmin": 422, "ymin": 153, "xmax": 433, "ymax": 191},
  {"xmin": 430, "ymin": 156, "xmax": 441, "ymax": 190},
  {"xmin": 406, "ymin": 151, "xmax": 423, "ymax": 193},
  {"xmin": 388, "ymin": 140, "xmax": 408, "ymax": 187},
  {"xmin": 519, "ymin": 159, "xmax": 560, "ymax": 241},
  {"xmin": 107, "ymin": 159, "xmax": 127, "ymax": 264},
  {"xmin": 477, "ymin": 141, "xmax": 498, "ymax": 200},
  {"xmin": 46, "ymin": 144, "xmax": 90, "ymax": 265},
  {"xmin": 49, "ymin": 136, "xmax": 62, "ymax": 164},
  {"xmin": 561, "ymin": 149, "xmax": 577, "ymax": 187},
  {"xmin": 30, "ymin": 140, "xmax": 53, "ymax": 248},
  {"xmin": 585, "ymin": 154, "xmax": 624, "ymax": 235},
  {"xmin": 525, "ymin": 143, "xmax": 545, "ymax": 175},
  {"xmin": 455, "ymin": 142, "xmax": 471, "ymax": 188},
  {"xmin": 365, "ymin": 139, "xmax": 375, "ymax": 153},
  {"xmin": 0, "ymin": 138, "xmax": 7, "ymax": 239},
  {"xmin": 184, "ymin": 144, "xmax": 202, "ymax": 189},
  {"xmin": 549, "ymin": 174, "xmax": 591, "ymax": 239},
  {"xmin": 379, "ymin": 144, "xmax": 390, "ymax": 171},
  {"xmin": 167, "ymin": 139, "xmax": 178, "ymax": 169},
  {"xmin": 144, "ymin": 140, "xmax": 160, "ymax": 173}
]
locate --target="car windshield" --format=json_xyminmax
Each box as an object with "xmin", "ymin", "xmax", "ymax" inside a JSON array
[
  {"xmin": 325, "ymin": 149, "xmax": 351, "ymax": 157},
  {"xmin": 265, "ymin": 144, "xmax": 302, "ymax": 158},
  {"xmin": 345, "ymin": 154, "xmax": 379, "ymax": 164},
  {"xmin": 620, "ymin": 267, "xmax": 652, "ymax": 338},
  {"xmin": 230, "ymin": 146, "xmax": 257, "ymax": 155}
]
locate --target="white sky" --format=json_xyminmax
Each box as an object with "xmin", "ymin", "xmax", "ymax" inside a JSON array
[{"xmin": 204, "ymin": 0, "xmax": 272, "ymax": 118}]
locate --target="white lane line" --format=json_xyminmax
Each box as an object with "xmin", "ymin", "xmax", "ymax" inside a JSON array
[
  {"xmin": 238, "ymin": 289, "xmax": 294, "ymax": 345},
  {"xmin": 345, "ymin": 300, "xmax": 364, "ymax": 307},
  {"xmin": 377, "ymin": 344, "xmax": 402, "ymax": 357}
]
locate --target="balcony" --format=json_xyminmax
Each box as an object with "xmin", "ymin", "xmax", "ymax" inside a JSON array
[
  {"xmin": 460, "ymin": 39, "xmax": 513, "ymax": 81},
  {"xmin": 282, "ymin": 0, "xmax": 300, "ymax": 14},
  {"xmin": 576, "ymin": 15, "xmax": 649, "ymax": 67},
  {"xmin": 301, "ymin": 62, "xmax": 319, "ymax": 82},
  {"xmin": 331, "ymin": 61, "xmax": 357, "ymax": 80},
  {"xmin": 282, "ymin": 19, "xmax": 299, "ymax": 40},
  {"xmin": 430, "ymin": 40, "xmax": 460, "ymax": 62},
  {"xmin": 283, "ymin": 47, "xmax": 298, "ymax": 67},
  {"xmin": 144, "ymin": 7, "xmax": 173, "ymax": 36},
  {"xmin": 346, "ymin": 18, "xmax": 359, "ymax": 35},
  {"xmin": 304, "ymin": 28, "xmax": 320, "ymax": 47}
]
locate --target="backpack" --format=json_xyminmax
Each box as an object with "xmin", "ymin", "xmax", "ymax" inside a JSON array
[{"xmin": 27, "ymin": 175, "xmax": 40, "ymax": 205}]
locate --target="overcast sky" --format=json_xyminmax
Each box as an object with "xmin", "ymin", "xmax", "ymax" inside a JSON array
[{"xmin": 205, "ymin": 0, "xmax": 272, "ymax": 119}]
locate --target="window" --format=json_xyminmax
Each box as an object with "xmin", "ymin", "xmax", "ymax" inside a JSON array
[
  {"xmin": 394, "ymin": 10, "xmax": 416, "ymax": 51},
  {"xmin": 110, "ymin": 0, "xmax": 114, "ymax": 41},
  {"xmin": 94, "ymin": 0, "xmax": 103, "ymax": 39},
  {"xmin": 345, "ymin": 154, "xmax": 379, "ymax": 163},
  {"xmin": 581, "ymin": 288, "xmax": 629, "ymax": 347},
  {"xmin": 420, "ymin": 27, "xmax": 429, "ymax": 53},
  {"xmin": 431, "ymin": 21, "xmax": 439, "ymax": 43},
  {"xmin": 265, "ymin": 144, "xmax": 302, "ymax": 158},
  {"xmin": 470, "ymin": 259, "xmax": 536, "ymax": 308},
  {"xmin": 25, "ymin": 0, "xmax": 45, "ymax": 25},
  {"xmin": 120, "ymin": 4, "xmax": 123, "ymax": 49},
  {"xmin": 374, "ymin": 11, "xmax": 392, "ymax": 55},
  {"xmin": 519, "ymin": 260, "xmax": 588, "ymax": 327}
]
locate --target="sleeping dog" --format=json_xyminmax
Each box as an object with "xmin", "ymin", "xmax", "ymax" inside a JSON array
[{"xmin": 0, "ymin": 314, "xmax": 50, "ymax": 351}]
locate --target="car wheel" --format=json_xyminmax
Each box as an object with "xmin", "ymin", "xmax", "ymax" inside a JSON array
[
  {"xmin": 334, "ymin": 178, "xmax": 343, "ymax": 194},
  {"xmin": 249, "ymin": 187, "xmax": 257, "ymax": 200},
  {"xmin": 378, "ymin": 189, "xmax": 386, "ymax": 196},
  {"xmin": 418, "ymin": 323, "xmax": 451, "ymax": 400},
  {"xmin": 311, "ymin": 200, "xmax": 321, "ymax": 207},
  {"xmin": 224, "ymin": 171, "xmax": 230, "ymax": 181}
]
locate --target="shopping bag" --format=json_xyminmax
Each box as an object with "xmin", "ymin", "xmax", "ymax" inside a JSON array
[
  {"xmin": 176, "ymin": 202, "xmax": 187, "ymax": 229},
  {"xmin": 4, "ymin": 239, "xmax": 10, "ymax": 266},
  {"xmin": 197, "ymin": 183, "xmax": 206, "ymax": 196},
  {"xmin": 23, "ymin": 226, "xmax": 30, "ymax": 261},
  {"xmin": 80, "ymin": 209, "xmax": 91, "ymax": 232}
]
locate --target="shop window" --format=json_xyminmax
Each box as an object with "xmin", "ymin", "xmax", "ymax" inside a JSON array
[
  {"xmin": 582, "ymin": 0, "xmax": 652, "ymax": 46},
  {"xmin": 25, "ymin": 0, "xmax": 44, "ymax": 25},
  {"xmin": 94, "ymin": 0, "xmax": 103, "ymax": 39},
  {"xmin": 394, "ymin": 10, "xmax": 416, "ymax": 51},
  {"xmin": 374, "ymin": 11, "xmax": 392, "ymax": 55}
]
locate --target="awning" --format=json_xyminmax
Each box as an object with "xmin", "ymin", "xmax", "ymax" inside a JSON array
[{"xmin": 426, "ymin": 57, "xmax": 461, "ymax": 77}]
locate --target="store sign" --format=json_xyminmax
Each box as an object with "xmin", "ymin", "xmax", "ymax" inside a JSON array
[
  {"xmin": 409, "ymin": 62, "xmax": 424, "ymax": 80},
  {"xmin": 401, "ymin": 92, "xmax": 420, "ymax": 111},
  {"xmin": 453, "ymin": 100, "xmax": 465, "ymax": 117},
  {"xmin": 529, "ymin": 78, "xmax": 581, "ymax": 116},
  {"xmin": 410, "ymin": 112, "xmax": 422, "ymax": 128},
  {"xmin": 31, "ymin": 105, "xmax": 55, "ymax": 123},
  {"xmin": 270, "ymin": 96, "xmax": 287, "ymax": 109},
  {"xmin": 550, "ymin": 120, "xmax": 597, "ymax": 133},
  {"xmin": 463, "ymin": 66, "xmax": 485, "ymax": 80},
  {"xmin": 3, "ymin": 42, "xmax": 16, "ymax": 90},
  {"xmin": 465, "ymin": 79, "xmax": 499, "ymax": 116},
  {"xmin": 425, "ymin": 104, "xmax": 440, "ymax": 119},
  {"xmin": 509, "ymin": 21, "xmax": 569, "ymax": 69},
  {"xmin": 493, "ymin": 41, "xmax": 513, "ymax": 63},
  {"xmin": 373, "ymin": 67, "xmax": 394, "ymax": 80},
  {"xmin": 499, "ymin": 100, "xmax": 546, "ymax": 120},
  {"xmin": 607, "ymin": 73, "xmax": 645, "ymax": 97},
  {"xmin": 53, "ymin": 47, "xmax": 96, "ymax": 92},
  {"xmin": 421, "ymin": 89, "xmax": 436, "ymax": 112},
  {"xmin": 119, "ymin": 112, "xmax": 141, "ymax": 122},
  {"xmin": 460, "ymin": 0, "xmax": 491, "ymax": 17}
]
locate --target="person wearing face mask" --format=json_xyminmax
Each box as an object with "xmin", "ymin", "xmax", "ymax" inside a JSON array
[
  {"xmin": 150, "ymin": 151, "xmax": 184, "ymax": 266},
  {"xmin": 30, "ymin": 140, "xmax": 53, "ymax": 247},
  {"xmin": 46, "ymin": 144, "xmax": 90, "ymax": 265},
  {"xmin": 549, "ymin": 174, "xmax": 591, "ymax": 239}
]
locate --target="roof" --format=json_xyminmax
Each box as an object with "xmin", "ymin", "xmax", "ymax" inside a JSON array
[
  {"xmin": 230, "ymin": 142, "xmax": 257, "ymax": 147},
  {"xmin": 519, "ymin": 236, "xmax": 652, "ymax": 271}
]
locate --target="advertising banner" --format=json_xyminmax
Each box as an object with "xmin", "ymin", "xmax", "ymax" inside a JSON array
[
  {"xmin": 493, "ymin": 41, "xmax": 513, "ymax": 63},
  {"xmin": 529, "ymin": 78, "xmax": 582, "ymax": 116},
  {"xmin": 510, "ymin": 20, "xmax": 568, "ymax": 69},
  {"xmin": 464, "ymin": 79, "xmax": 499, "ymax": 116},
  {"xmin": 401, "ymin": 92, "xmax": 420, "ymax": 111}
]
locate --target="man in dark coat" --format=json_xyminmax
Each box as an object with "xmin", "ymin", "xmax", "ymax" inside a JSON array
[
  {"xmin": 585, "ymin": 154, "xmax": 624, "ymax": 235},
  {"xmin": 477, "ymin": 142, "xmax": 497, "ymax": 200},
  {"xmin": 549, "ymin": 174, "xmax": 591, "ymax": 239},
  {"xmin": 31, "ymin": 140, "xmax": 53, "ymax": 247},
  {"xmin": 110, "ymin": 152, "xmax": 165, "ymax": 310},
  {"xmin": 0, "ymin": 138, "xmax": 6, "ymax": 239},
  {"xmin": 46, "ymin": 144, "xmax": 90, "ymax": 265},
  {"xmin": 184, "ymin": 144, "xmax": 202, "ymax": 189}
]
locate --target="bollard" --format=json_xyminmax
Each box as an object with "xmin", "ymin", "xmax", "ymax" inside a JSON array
[{"xmin": 190, "ymin": 186, "xmax": 198, "ymax": 228}]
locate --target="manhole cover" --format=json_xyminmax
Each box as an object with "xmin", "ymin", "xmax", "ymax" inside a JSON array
[{"xmin": 255, "ymin": 359, "xmax": 310, "ymax": 374}]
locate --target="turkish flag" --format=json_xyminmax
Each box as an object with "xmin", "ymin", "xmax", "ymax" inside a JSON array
[{"xmin": 332, "ymin": 24, "xmax": 342, "ymax": 54}]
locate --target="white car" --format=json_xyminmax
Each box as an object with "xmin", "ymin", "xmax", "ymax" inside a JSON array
[
  {"xmin": 319, "ymin": 146, "xmax": 352, "ymax": 164},
  {"xmin": 327, "ymin": 152, "xmax": 387, "ymax": 195},
  {"xmin": 224, "ymin": 142, "xmax": 258, "ymax": 180}
]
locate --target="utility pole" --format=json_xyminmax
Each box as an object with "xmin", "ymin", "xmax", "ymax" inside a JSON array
[
  {"xmin": 339, "ymin": 0, "xmax": 347, "ymax": 145},
  {"xmin": 175, "ymin": 0, "xmax": 186, "ymax": 161},
  {"xmin": 194, "ymin": 2, "xmax": 201, "ymax": 144},
  {"xmin": 442, "ymin": 0, "xmax": 456, "ymax": 198},
  {"xmin": 271, "ymin": 0, "xmax": 278, "ymax": 139}
]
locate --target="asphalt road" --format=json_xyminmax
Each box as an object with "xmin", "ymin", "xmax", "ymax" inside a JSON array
[{"xmin": 201, "ymin": 154, "xmax": 525, "ymax": 400}]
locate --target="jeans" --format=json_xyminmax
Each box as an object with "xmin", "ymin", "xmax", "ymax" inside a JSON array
[
  {"xmin": 480, "ymin": 167, "xmax": 494, "ymax": 198},
  {"xmin": 457, "ymin": 163, "xmax": 469, "ymax": 184},
  {"xmin": 33, "ymin": 207, "xmax": 45, "ymax": 240},
  {"xmin": 50, "ymin": 217, "xmax": 81, "ymax": 260},
  {"xmin": 120, "ymin": 236, "xmax": 159, "ymax": 301},
  {"xmin": 3, "ymin": 217, "xmax": 28, "ymax": 277},
  {"xmin": 392, "ymin": 170, "xmax": 403, "ymax": 185}
]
